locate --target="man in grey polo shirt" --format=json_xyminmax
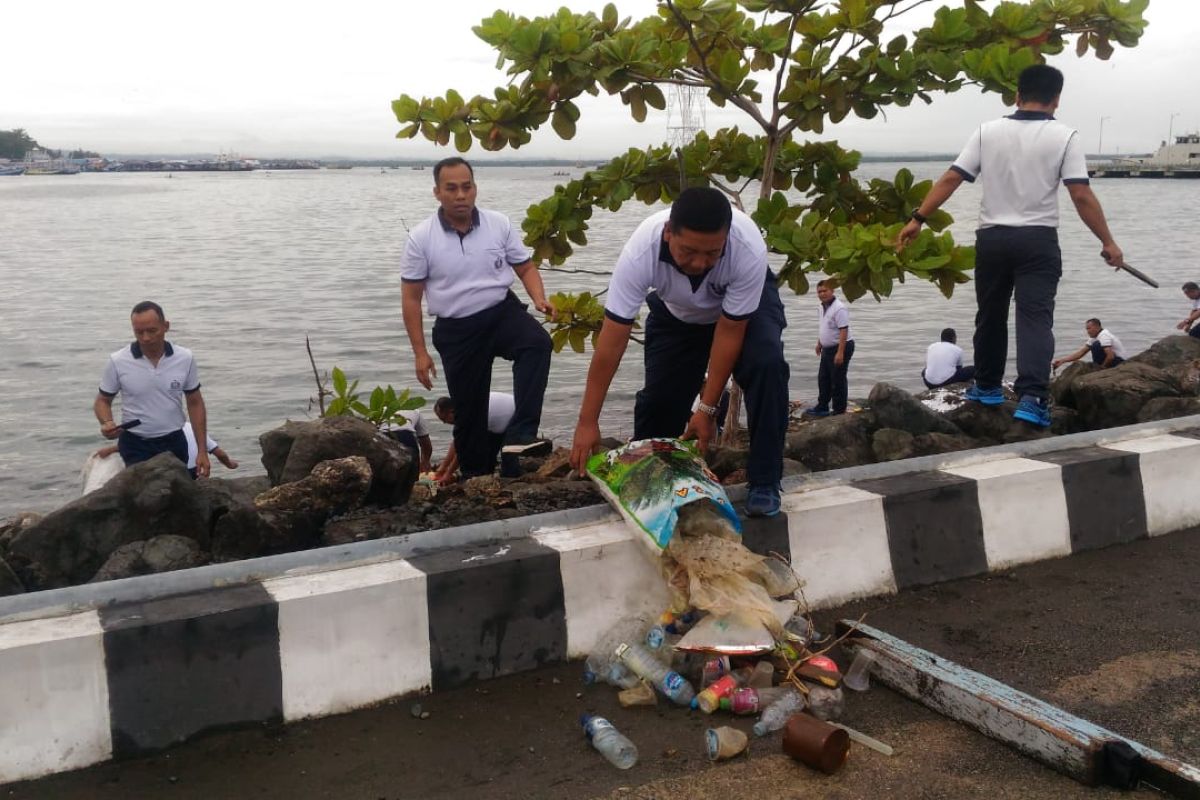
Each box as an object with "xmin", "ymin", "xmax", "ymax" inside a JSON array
[
  {"xmin": 568, "ymin": 187, "xmax": 790, "ymax": 517},
  {"xmin": 898, "ymin": 64, "xmax": 1124, "ymax": 428},
  {"xmin": 93, "ymin": 300, "xmax": 210, "ymax": 477},
  {"xmin": 401, "ymin": 157, "xmax": 552, "ymax": 479}
]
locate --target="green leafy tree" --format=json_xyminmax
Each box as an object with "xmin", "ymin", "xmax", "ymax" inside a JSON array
[
  {"xmin": 0, "ymin": 129, "xmax": 39, "ymax": 160},
  {"xmin": 394, "ymin": 0, "xmax": 1147, "ymax": 340}
]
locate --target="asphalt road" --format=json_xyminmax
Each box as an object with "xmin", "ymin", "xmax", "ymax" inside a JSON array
[{"xmin": 12, "ymin": 527, "xmax": 1200, "ymax": 800}]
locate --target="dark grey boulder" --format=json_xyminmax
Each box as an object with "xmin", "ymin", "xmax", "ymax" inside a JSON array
[
  {"xmin": 784, "ymin": 412, "xmax": 875, "ymax": 471},
  {"xmin": 945, "ymin": 402, "xmax": 1056, "ymax": 445},
  {"xmin": 90, "ymin": 534, "xmax": 208, "ymax": 583},
  {"xmin": 5, "ymin": 453, "xmax": 211, "ymax": 590},
  {"xmin": 1049, "ymin": 361, "xmax": 1099, "ymax": 408},
  {"xmin": 0, "ymin": 556, "xmax": 25, "ymax": 596},
  {"xmin": 704, "ymin": 445, "xmax": 748, "ymax": 479},
  {"xmin": 871, "ymin": 428, "xmax": 915, "ymax": 462},
  {"xmin": 911, "ymin": 431, "xmax": 983, "ymax": 457},
  {"xmin": 867, "ymin": 383, "xmax": 963, "ymax": 436},
  {"xmin": 1136, "ymin": 396, "xmax": 1200, "ymax": 423},
  {"xmin": 1071, "ymin": 362, "xmax": 1182, "ymax": 429},
  {"xmin": 259, "ymin": 416, "xmax": 417, "ymax": 506}
]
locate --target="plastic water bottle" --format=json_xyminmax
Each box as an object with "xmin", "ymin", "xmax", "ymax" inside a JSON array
[
  {"xmin": 719, "ymin": 686, "xmax": 791, "ymax": 715},
  {"xmin": 615, "ymin": 642, "xmax": 696, "ymax": 706},
  {"xmin": 752, "ymin": 689, "xmax": 806, "ymax": 737},
  {"xmin": 583, "ymin": 615, "xmax": 651, "ymax": 687},
  {"xmin": 580, "ymin": 714, "xmax": 638, "ymax": 770}
]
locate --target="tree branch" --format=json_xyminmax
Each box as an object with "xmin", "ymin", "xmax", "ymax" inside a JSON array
[{"xmin": 771, "ymin": 14, "xmax": 800, "ymax": 128}]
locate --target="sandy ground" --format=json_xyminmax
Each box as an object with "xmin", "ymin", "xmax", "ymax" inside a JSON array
[{"xmin": 11, "ymin": 528, "xmax": 1200, "ymax": 800}]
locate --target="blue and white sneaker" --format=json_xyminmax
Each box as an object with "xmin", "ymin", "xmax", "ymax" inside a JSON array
[
  {"xmin": 804, "ymin": 406, "xmax": 831, "ymax": 418},
  {"xmin": 1013, "ymin": 395, "xmax": 1052, "ymax": 428},
  {"xmin": 746, "ymin": 484, "xmax": 782, "ymax": 517},
  {"xmin": 964, "ymin": 383, "xmax": 1005, "ymax": 406}
]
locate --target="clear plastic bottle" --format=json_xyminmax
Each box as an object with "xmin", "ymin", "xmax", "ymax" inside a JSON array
[
  {"xmin": 580, "ymin": 714, "xmax": 638, "ymax": 770},
  {"xmin": 615, "ymin": 642, "xmax": 696, "ymax": 706},
  {"xmin": 752, "ymin": 689, "xmax": 806, "ymax": 737},
  {"xmin": 719, "ymin": 686, "xmax": 790, "ymax": 715},
  {"xmin": 807, "ymin": 685, "xmax": 845, "ymax": 721},
  {"xmin": 583, "ymin": 615, "xmax": 651, "ymax": 687}
]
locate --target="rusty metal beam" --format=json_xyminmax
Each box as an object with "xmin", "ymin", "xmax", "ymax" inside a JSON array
[{"xmin": 837, "ymin": 620, "xmax": 1200, "ymax": 798}]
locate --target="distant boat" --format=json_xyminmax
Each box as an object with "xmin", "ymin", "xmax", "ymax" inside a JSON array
[
  {"xmin": 411, "ymin": 165, "xmax": 425, "ymax": 170},
  {"xmin": 0, "ymin": 166, "xmax": 24, "ymax": 176}
]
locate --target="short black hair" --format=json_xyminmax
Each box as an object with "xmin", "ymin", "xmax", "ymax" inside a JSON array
[
  {"xmin": 941, "ymin": 328, "xmax": 956, "ymax": 343},
  {"xmin": 816, "ymin": 279, "xmax": 834, "ymax": 290},
  {"xmin": 433, "ymin": 396, "xmax": 454, "ymax": 417},
  {"xmin": 669, "ymin": 187, "xmax": 732, "ymax": 234},
  {"xmin": 1183, "ymin": 282, "xmax": 1199, "ymax": 292},
  {"xmin": 434, "ymin": 157, "xmax": 473, "ymax": 185},
  {"xmin": 1017, "ymin": 64, "xmax": 1064, "ymax": 105},
  {"xmin": 131, "ymin": 300, "xmax": 165, "ymax": 322},
  {"xmin": 1086, "ymin": 317, "xmax": 1102, "ymax": 328}
]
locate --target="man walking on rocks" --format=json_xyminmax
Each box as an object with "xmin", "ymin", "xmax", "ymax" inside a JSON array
[
  {"xmin": 898, "ymin": 64, "xmax": 1124, "ymax": 428},
  {"xmin": 569, "ymin": 187, "xmax": 790, "ymax": 517},
  {"xmin": 94, "ymin": 301, "xmax": 210, "ymax": 477},
  {"xmin": 401, "ymin": 157, "xmax": 553, "ymax": 479}
]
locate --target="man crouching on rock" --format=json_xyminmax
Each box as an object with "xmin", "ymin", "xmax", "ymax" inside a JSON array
[{"xmin": 93, "ymin": 300, "xmax": 210, "ymax": 478}]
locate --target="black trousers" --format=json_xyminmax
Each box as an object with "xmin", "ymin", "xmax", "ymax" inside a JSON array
[
  {"xmin": 1089, "ymin": 341, "xmax": 1124, "ymax": 367},
  {"xmin": 973, "ymin": 226, "xmax": 1062, "ymax": 400},
  {"xmin": 118, "ymin": 428, "xmax": 188, "ymax": 468},
  {"xmin": 816, "ymin": 339, "xmax": 855, "ymax": 413},
  {"xmin": 432, "ymin": 292, "xmax": 552, "ymax": 478},
  {"xmin": 633, "ymin": 271, "xmax": 790, "ymax": 488},
  {"xmin": 922, "ymin": 364, "xmax": 976, "ymax": 389}
]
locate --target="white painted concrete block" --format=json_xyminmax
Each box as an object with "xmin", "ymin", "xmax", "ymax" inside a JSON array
[
  {"xmin": 533, "ymin": 521, "xmax": 670, "ymax": 659},
  {"xmin": 0, "ymin": 611, "xmax": 111, "ymax": 783},
  {"xmin": 943, "ymin": 457, "xmax": 1071, "ymax": 569},
  {"xmin": 266, "ymin": 560, "xmax": 430, "ymax": 722},
  {"xmin": 1106, "ymin": 434, "xmax": 1200, "ymax": 536},
  {"xmin": 781, "ymin": 485, "xmax": 896, "ymax": 608}
]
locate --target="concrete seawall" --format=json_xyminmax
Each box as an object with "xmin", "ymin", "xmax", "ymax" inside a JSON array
[{"xmin": 5, "ymin": 416, "xmax": 1200, "ymax": 784}]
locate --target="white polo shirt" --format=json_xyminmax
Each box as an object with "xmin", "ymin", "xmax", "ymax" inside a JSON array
[
  {"xmin": 952, "ymin": 111, "xmax": 1090, "ymax": 229},
  {"xmin": 818, "ymin": 298, "xmax": 852, "ymax": 347},
  {"xmin": 604, "ymin": 208, "xmax": 767, "ymax": 325},
  {"xmin": 389, "ymin": 408, "xmax": 430, "ymax": 437},
  {"xmin": 1086, "ymin": 328, "xmax": 1127, "ymax": 359},
  {"xmin": 99, "ymin": 342, "xmax": 200, "ymax": 438},
  {"xmin": 924, "ymin": 341, "xmax": 964, "ymax": 385},
  {"xmin": 182, "ymin": 422, "xmax": 218, "ymax": 470},
  {"xmin": 401, "ymin": 207, "xmax": 531, "ymax": 319}
]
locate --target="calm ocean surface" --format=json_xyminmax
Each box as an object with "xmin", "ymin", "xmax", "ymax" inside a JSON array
[{"xmin": 1, "ymin": 164, "xmax": 1197, "ymax": 517}]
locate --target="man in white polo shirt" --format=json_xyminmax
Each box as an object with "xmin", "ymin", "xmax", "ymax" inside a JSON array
[
  {"xmin": 1053, "ymin": 318, "xmax": 1127, "ymax": 369},
  {"xmin": 806, "ymin": 280, "xmax": 854, "ymax": 416},
  {"xmin": 401, "ymin": 157, "xmax": 553, "ymax": 479},
  {"xmin": 93, "ymin": 300, "xmax": 210, "ymax": 477},
  {"xmin": 569, "ymin": 187, "xmax": 790, "ymax": 517},
  {"xmin": 430, "ymin": 391, "xmax": 518, "ymax": 484},
  {"xmin": 1176, "ymin": 282, "xmax": 1200, "ymax": 339},
  {"xmin": 898, "ymin": 64, "xmax": 1124, "ymax": 428},
  {"xmin": 923, "ymin": 328, "xmax": 976, "ymax": 389}
]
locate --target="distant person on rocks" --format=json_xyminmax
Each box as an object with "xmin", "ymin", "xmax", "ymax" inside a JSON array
[
  {"xmin": 922, "ymin": 328, "xmax": 976, "ymax": 389},
  {"xmin": 806, "ymin": 280, "xmax": 854, "ymax": 417},
  {"xmin": 1053, "ymin": 318, "xmax": 1127, "ymax": 369},
  {"xmin": 431, "ymin": 392, "xmax": 525, "ymax": 484},
  {"xmin": 568, "ymin": 187, "xmax": 790, "ymax": 517},
  {"xmin": 897, "ymin": 63, "xmax": 1124, "ymax": 428},
  {"xmin": 382, "ymin": 409, "xmax": 433, "ymax": 474},
  {"xmin": 1177, "ymin": 282, "xmax": 1200, "ymax": 338},
  {"xmin": 401, "ymin": 157, "xmax": 553, "ymax": 480},
  {"xmin": 93, "ymin": 301, "xmax": 211, "ymax": 477}
]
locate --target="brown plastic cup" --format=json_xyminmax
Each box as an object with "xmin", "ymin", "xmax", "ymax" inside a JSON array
[{"xmin": 782, "ymin": 712, "xmax": 851, "ymax": 774}]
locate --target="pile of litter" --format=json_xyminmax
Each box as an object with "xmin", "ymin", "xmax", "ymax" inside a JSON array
[{"xmin": 578, "ymin": 439, "xmax": 891, "ymax": 772}]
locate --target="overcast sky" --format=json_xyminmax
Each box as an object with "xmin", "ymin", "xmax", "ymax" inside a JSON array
[{"xmin": 4, "ymin": 1, "xmax": 1195, "ymax": 159}]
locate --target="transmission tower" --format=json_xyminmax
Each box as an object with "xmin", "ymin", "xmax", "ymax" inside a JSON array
[{"xmin": 666, "ymin": 84, "xmax": 707, "ymax": 150}]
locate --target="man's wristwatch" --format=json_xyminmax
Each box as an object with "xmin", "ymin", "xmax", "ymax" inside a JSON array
[
  {"xmin": 696, "ymin": 400, "xmax": 719, "ymax": 417},
  {"xmin": 910, "ymin": 209, "xmax": 928, "ymax": 224}
]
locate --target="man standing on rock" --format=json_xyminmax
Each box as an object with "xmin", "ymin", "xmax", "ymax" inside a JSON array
[
  {"xmin": 569, "ymin": 187, "xmax": 790, "ymax": 517},
  {"xmin": 401, "ymin": 157, "xmax": 553, "ymax": 479},
  {"xmin": 806, "ymin": 280, "xmax": 854, "ymax": 417},
  {"xmin": 898, "ymin": 64, "xmax": 1124, "ymax": 428},
  {"xmin": 94, "ymin": 301, "xmax": 210, "ymax": 477},
  {"xmin": 1053, "ymin": 318, "xmax": 1127, "ymax": 369}
]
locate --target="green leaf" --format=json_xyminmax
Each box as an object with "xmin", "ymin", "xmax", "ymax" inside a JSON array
[{"xmin": 332, "ymin": 367, "xmax": 347, "ymax": 397}]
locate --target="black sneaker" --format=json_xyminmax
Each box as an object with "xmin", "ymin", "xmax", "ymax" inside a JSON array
[
  {"xmin": 501, "ymin": 437, "xmax": 552, "ymax": 457},
  {"xmin": 499, "ymin": 452, "xmax": 522, "ymax": 478}
]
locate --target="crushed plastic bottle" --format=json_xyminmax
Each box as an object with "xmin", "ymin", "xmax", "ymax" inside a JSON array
[
  {"xmin": 701, "ymin": 656, "xmax": 732, "ymax": 687},
  {"xmin": 615, "ymin": 642, "xmax": 696, "ymax": 707},
  {"xmin": 752, "ymin": 689, "xmax": 806, "ymax": 737},
  {"xmin": 807, "ymin": 685, "xmax": 845, "ymax": 721},
  {"xmin": 580, "ymin": 714, "xmax": 638, "ymax": 770},
  {"xmin": 583, "ymin": 615, "xmax": 651, "ymax": 687},
  {"xmin": 719, "ymin": 686, "xmax": 791, "ymax": 715}
]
